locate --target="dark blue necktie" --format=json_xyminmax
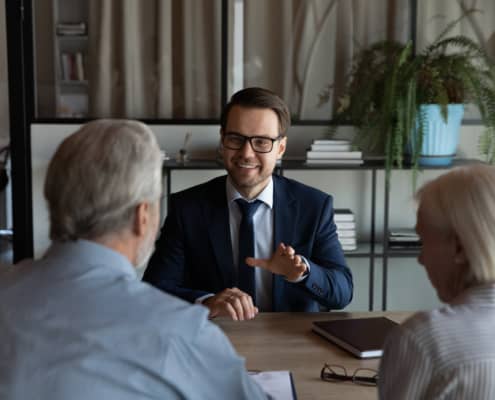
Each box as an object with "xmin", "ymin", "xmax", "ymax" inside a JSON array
[{"xmin": 235, "ymin": 199, "xmax": 262, "ymax": 301}]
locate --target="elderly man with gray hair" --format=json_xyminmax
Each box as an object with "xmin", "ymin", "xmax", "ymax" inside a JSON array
[{"xmin": 0, "ymin": 120, "xmax": 267, "ymax": 400}]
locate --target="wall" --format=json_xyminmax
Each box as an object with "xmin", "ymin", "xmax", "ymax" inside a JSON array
[{"xmin": 31, "ymin": 123, "xmax": 484, "ymax": 311}]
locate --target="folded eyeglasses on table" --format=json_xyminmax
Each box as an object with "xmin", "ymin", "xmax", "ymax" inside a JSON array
[{"xmin": 320, "ymin": 363, "xmax": 378, "ymax": 386}]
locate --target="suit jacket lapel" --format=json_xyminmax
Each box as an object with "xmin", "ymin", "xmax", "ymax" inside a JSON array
[
  {"xmin": 205, "ymin": 176, "xmax": 236, "ymax": 288},
  {"xmin": 273, "ymin": 175, "xmax": 297, "ymax": 251},
  {"xmin": 272, "ymin": 176, "xmax": 298, "ymax": 310}
]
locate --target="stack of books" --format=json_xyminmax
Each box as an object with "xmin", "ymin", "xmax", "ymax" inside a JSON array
[
  {"xmin": 306, "ymin": 139, "xmax": 363, "ymax": 165},
  {"xmin": 335, "ymin": 209, "xmax": 357, "ymax": 251},
  {"xmin": 388, "ymin": 228, "xmax": 421, "ymax": 249},
  {"xmin": 60, "ymin": 52, "xmax": 86, "ymax": 81}
]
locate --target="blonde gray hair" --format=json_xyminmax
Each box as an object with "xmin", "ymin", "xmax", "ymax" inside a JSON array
[
  {"xmin": 44, "ymin": 119, "xmax": 162, "ymax": 241},
  {"xmin": 415, "ymin": 164, "xmax": 495, "ymax": 284}
]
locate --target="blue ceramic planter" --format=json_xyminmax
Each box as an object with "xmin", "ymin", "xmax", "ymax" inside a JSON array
[{"xmin": 410, "ymin": 104, "xmax": 464, "ymax": 166}]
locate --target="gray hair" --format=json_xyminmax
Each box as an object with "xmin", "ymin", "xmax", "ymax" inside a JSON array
[
  {"xmin": 415, "ymin": 164, "xmax": 495, "ymax": 285},
  {"xmin": 44, "ymin": 119, "xmax": 162, "ymax": 241}
]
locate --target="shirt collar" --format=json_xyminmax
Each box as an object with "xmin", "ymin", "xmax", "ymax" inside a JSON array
[
  {"xmin": 226, "ymin": 175, "xmax": 273, "ymax": 209},
  {"xmin": 451, "ymin": 283, "xmax": 495, "ymax": 306},
  {"xmin": 45, "ymin": 239, "xmax": 137, "ymax": 279}
]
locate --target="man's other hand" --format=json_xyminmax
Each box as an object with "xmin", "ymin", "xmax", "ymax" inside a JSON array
[
  {"xmin": 202, "ymin": 287, "xmax": 258, "ymax": 321},
  {"xmin": 246, "ymin": 242, "xmax": 307, "ymax": 281}
]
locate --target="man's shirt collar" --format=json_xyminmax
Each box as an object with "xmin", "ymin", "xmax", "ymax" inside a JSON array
[{"xmin": 226, "ymin": 176, "xmax": 273, "ymax": 209}]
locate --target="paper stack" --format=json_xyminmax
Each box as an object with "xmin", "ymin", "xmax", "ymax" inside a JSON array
[
  {"xmin": 388, "ymin": 228, "xmax": 421, "ymax": 249},
  {"xmin": 335, "ymin": 209, "xmax": 357, "ymax": 251},
  {"xmin": 56, "ymin": 22, "xmax": 87, "ymax": 36},
  {"xmin": 306, "ymin": 139, "xmax": 363, "ymax": 165}
]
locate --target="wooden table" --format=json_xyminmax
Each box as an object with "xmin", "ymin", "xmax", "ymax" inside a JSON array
[{"xmin": 215, "ymin": 311, "xmax": 410, "ymax": 400}]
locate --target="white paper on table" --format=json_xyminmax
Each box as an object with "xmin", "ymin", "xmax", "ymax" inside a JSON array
[{"xmin": 249, "ymin": 370, "xmax": 296, "ymax": 400}]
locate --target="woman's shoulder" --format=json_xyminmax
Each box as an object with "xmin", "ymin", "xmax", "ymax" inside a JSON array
[{"xmin": 400, "ymin": 305, "xmax": 455, "ymax": 335}]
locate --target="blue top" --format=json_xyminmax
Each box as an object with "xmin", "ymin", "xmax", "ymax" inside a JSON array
[{"xmin": 0, "ymin": 240, "xmax": 266, "ymax": 400}]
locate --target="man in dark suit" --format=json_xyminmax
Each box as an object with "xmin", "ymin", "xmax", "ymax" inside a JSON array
[{"xmin": 143, "ymin": 87, "xmax": 353, "ymax": 320}]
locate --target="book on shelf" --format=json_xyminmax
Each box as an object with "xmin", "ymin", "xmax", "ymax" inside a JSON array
[
  {"xmin": 60, "ymin": 52, "xmax": 86, "ymax": 82},
  {"xmin": 56, "ymin": 22, "xmax": 87, "ymax": 36},
  {"xmin": 305, "ymin": 159, "xmax": 364, "ymax": 165},
  {"xmin": 338, "ymin": 237, "xmax": 356, "ymax": 246},
  {"xmin": 388, "ymin": 237, "xmax": 421, "ymax": 246},
  {"xmin": 310, "ymin": 143, "xmax": 352, "ymax": 152},
  {"xmin": 60, "ymin": 52, "xmax": 70, "ymax": 80},
  {"xmin": 388, "ymin": 241, "xmax": 422, "ymax": 249},
  {"xmin": 389, "ymin": 228, "xmax": 419, "ymax": 240},
  {"xmin": 389, "ymin": 237, "xmax": 421, "ymax": 243},
  {"xmin": 312, "ymin": 139, "xmax": 350, "ymax": 145},
  {"xmin": 312, "ymin": 317, "xmax": 399, "ymax": 359},
  {"xmin": 75, "ymin": 52, "xmax": 85, "ymax": 80},
  {"xmin": 334, "ymin": 209, "xmax": 354, "ymax": 222},
  {"xmin": 306, "ymin": 150, "xmax": 362, "ymax": 159},
  {"xmin": 337, "ymin": 230, "xmax": 355, "ymax": 238},
  {"xmin": 335, "ymin": 221, "xmax": 356, "ymax": 230},
  {"xmin": 388, "ymin": 228, "xmax": 421, "ymax": 249}
]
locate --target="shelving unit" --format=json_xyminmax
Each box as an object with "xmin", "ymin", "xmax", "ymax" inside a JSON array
[
  {"xmin": 162, "ymin": 159, "xmax": 381, "ymax": 310},
  {"xmin": 52, "ymin": 0, "xmax": 88, "ymax": 117},
  {"xmin": 380, "ymin": 158, "xmax": 481, "ymax": 310}
]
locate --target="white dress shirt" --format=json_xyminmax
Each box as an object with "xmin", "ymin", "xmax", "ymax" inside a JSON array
[
  {"xmin": 379, "ymin": 284, "xmax": 495, "ymax": 399},
  {"xmin": 227, "ymin": 176, "xmax": 275, "ymax": 311}
]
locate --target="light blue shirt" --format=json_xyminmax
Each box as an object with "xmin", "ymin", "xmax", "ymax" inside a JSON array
[{"xmin": 0, "ymin": 240, "xmax": 266, "ymax": 400}]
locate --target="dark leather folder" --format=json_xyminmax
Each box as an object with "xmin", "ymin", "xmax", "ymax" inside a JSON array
[{"xmin": 312, "ymin": 317, "xmax": 398, "ymax": 358}]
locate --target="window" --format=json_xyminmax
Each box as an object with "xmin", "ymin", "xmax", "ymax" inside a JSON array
[{"xmin": 32, "ymin": 0, "xmax": 494, "ymax": 122}]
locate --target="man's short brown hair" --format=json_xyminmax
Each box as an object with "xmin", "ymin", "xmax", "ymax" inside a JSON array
[{"xmin": 220, "ymin": 87, "xmax": 291, "ymax": 136}]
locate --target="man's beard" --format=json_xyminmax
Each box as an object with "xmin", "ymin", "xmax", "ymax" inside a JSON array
[{"xmin": 135, "ymin": 227, "xmax": 156, "ymax": 269}]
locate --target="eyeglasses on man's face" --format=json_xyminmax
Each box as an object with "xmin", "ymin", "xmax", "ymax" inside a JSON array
[
  {"xmin": 222, "ymin": 132, "xmax": 283, "ymax": 153},
  {"xmin": 320, "ymin": 363, "xmax": 378, "ymax": 386}
]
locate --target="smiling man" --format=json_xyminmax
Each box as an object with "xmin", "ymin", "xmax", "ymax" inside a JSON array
[{"xmin": 143, "ymin": 87, "xmax": 353, "ymax": 320}]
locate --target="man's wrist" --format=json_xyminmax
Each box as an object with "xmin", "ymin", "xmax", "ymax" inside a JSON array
[{"xmin": 286, "ymin": 256, "xmax": 310, "ymax": 283}]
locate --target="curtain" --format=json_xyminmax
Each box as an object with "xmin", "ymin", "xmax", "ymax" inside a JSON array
[
  {"xmin": 417, "ymin": 0, "xmax": 495, "ymax": 59},
  {"xmin": 88, "ymin": 0, "xmax": 221, "ymax": 119},
  {"xmin": 243, "ymin": 0, "xmax": 410, "ymax": 120}
]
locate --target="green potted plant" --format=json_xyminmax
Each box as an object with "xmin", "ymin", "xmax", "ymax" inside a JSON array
[{"xmin": 321, "ymin": 26, "xmax": 495, "ymax": 183}]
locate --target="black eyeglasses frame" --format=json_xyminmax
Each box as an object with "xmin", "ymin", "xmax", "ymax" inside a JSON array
[{"xmin": 221, "ymin": 132, "xmax": 283, "ymax": 153}]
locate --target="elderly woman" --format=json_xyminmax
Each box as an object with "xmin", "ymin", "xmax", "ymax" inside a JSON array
[{"xmin": 379, "ymin": 164, "xmax": 495, "ymax": 399}]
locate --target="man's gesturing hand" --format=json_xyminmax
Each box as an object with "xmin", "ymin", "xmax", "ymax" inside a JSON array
[
  {"xmin": 245, "ymin": 242, "xmax": 308, "ymax": 281},
  {"xmin": 202, "ymin": 287, "xmax": 258, "ymax": 321}
]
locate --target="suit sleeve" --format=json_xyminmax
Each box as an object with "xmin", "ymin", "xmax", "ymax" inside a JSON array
[
  {"xmin": 299, "ymin": 195, "xmax": 353, "ymax": 309},
  {"xmin": 143, "ymin": 195, "xmax": 210, "ymax": 303}
]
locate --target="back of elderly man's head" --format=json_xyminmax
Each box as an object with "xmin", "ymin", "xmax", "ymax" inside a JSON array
[{"xmin": 44, "ymin": 119, "xmax": 162, "ymax": 242}]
